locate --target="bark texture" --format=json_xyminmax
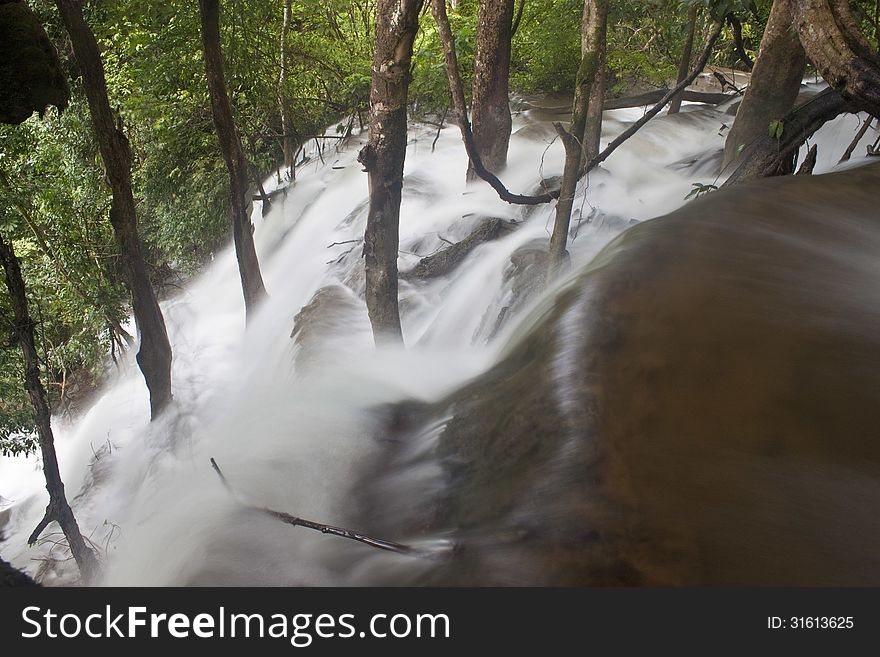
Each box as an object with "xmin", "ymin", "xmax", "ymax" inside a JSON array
[
  {"xmin": 724, "ymin": 88, "xmax": 856, "ymax": 185},
  {"xmin": 357, "ymin": 0, "xmax": 422, "ymax": 344},
  {"xmin": 789, "ymin": 0, "xmax": 880, "ymax": 116},
  {"xmin": 54, "ymin": 0, "xmax": 172, "ymax": 419},
  {"xmin": 571, "ymin": 0, "xmax": 609, "ymax": 159},
  {"xmin": 0, "ymin": 233, "xmax": 97, "ymax": 583},
  {"xmin": 669, "ymin": 5, "xmax": 699, "ymax": 115},
  {"xmin": 547, "ymin": 123, "xmax": 582, "ymax": 278},
  {"xmin": 723, "ymin": 0, "xmax": 806, "ymax": 169},
  {"xmin": 199, "ymin": 0, "xmax": 267, "ymax": 321},
  {"xmin": 468, "ymin": 0, "xmax": 515, "ymax": 177}
]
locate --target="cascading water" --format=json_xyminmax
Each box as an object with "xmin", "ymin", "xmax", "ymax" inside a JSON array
[{"xmin": 1, "ymin": 86, "xmax": 877, "ymax": 585}]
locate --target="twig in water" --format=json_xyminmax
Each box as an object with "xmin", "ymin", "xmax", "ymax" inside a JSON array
[
  {"xmin": 326, "ymin": 239, "xmax": 362, "ymax": 249},
  {"xmin": 209, "ymin": 458, "xmax": 439, "ymax": 558}
]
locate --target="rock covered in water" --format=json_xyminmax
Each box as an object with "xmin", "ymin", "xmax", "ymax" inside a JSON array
[{"xmin": 364, "ymin": 163, "xmax": 880, "ymax": 585}]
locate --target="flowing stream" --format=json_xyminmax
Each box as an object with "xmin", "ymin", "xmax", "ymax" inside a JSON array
[{"xmin": 1, "ymin": 88, "xmax": 878, "ymax": 585}]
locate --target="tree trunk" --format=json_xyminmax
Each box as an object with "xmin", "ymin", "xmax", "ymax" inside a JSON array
[
  {"xmin": 669, "ymin": 5, "xmax": 699, "ymax": 115},
  {"xmin": 54, "ymin": 0, "xmax": 172, "ymax": 420},
  {"xmin": 430, "ymin": 0, "xmax": 559, "ymax": 205},
  {"xmin": 357, "ymin": 0, "xmax": 421, "ymax": 345},
  {"xmin": 548, "ymin": 124, "xmax": 582, "ymax": 279},
  {"xmin": 199, "ymin": 0, "xmax": 267, "ymax": 321},
  {"xmin": 724, "ymin": 88, "xmax": 856, "ymax": 185},
  {"xmin": 279, "ymin": 0, "xmax": 295, "ymax": 180},
  {"xmin": 789, "ymin": 0, "xmax": 880, "ymax": 116},
  {"xmin": 571, "ymin": 0, "xmax": 609, "ymax": 159},
  {"xmin": 722, "ymin": 0, "xmax": 806, "ymax": 169},
  {"xmin": 0, "ymin": 233, "xmax": 98, "ymax": 583},
  {"xmin": 468, "ymin": 0, "xmax": 515, "ymax": 178},
  {"xmin": 582, "ymin": 1, "xmax": 608, "ymax": 161}
]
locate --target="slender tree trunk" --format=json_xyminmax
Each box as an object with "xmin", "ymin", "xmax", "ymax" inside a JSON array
[
  {"xmin": 279, "ymin": 0, "xmax": 295, "ymax": 180},
  {"xmin": 357, "ymin": 0, "xmax": 421, "ymax": 345},
  {"xmin": 468, "ymin": 0, "xmax": 515, "ymax": 178},
  {"xmin": 547, "ymin": 124, "xmax": 581, "ymax": 279},
  {"xmin": 669, "ymin": 5, "xmax": 699, "ymax": 115},
  {"xmin": 722, "ymin": 0, "xmax": 806, "ymax": 169},
  {"xmin": 582, "ymin": 1, "xmax": 608, "ymax": 161},
  {"xmin": 548, "ymin": 0, "xmax": 608, "ymax": 276},
  {"xmin": 199, "ymin": 0, "xmax": 267, "ymax": 321},
  {"xmin": 54, "ymin": 0, "xmax": 172, "ymax": 420},
  {"xmin": 0, "ymin": 233, "xmax": 98, "ymax": 583}
]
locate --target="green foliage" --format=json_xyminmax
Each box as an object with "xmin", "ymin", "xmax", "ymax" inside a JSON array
[
  {"xmin": 684, "ymin": 182, "xmax": 718, "ymax": 200},
  {"xmin": 768, "ymin": 119, "xmax": 784, "ymax": 140}
]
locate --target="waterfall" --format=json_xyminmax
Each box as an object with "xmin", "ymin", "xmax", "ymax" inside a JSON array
[{"xmin": 0, "ymin": 88, "xmax": 876, "ymax": 585}]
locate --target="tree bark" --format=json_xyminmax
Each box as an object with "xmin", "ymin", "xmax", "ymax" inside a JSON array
[
  {"xmin": 723, "ymin": 0, "xmax": 806, "ymax": 169},
  {"xmin": 789, "ymin": 0, "xmax": 880, "ymax": 116},
  {"xmin": 669, "ymin": 5, "xmax": 699, "ymax": 115},
  {"xmin": 54, "ymin": 0, "xmax": 172, "ymax": 420},
  {"xmin": 724, "ymin": 88, "xmax": 856, "ymax": 185},
  {"xmin": 357, "ymin": 0, "xmax": 422, "ymax": 345},
  {"xmin": 468, "ymin": 0, "xmax": 515, "ymax": 178},
  {"xmin": 582, "ymin": 1, "xmax": 608, "ymax": 161},
  {"xmin": 279, "ymin": 0, "xmax": 295, "ymax": 180},
  {"xmin": 199, "ymin": 0, "xmax": 267, "ymax": 322},
  {"xmin": 547, "ymin": 123, "xmax": 581, "ymax": 279},
  {"xmin": 0, "ymin": 233, "xmax": 98, "ymax": 583},
  {"xmin": 571, "ymin": 0, "xmax": 609, "ymax": 162},
  {"xmin": 429, "ymin": 0, "xmax": 559, "ymax": 205}
]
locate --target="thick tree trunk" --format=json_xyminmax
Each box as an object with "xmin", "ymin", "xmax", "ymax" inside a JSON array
[
  {"xmin": 669, "ymin": 5, "xmax": 699, "ymax": 115},
  {"xmin": 357, "ymin": 0, "xmax": 421, "ymax": 345},
  {"xmin": 724, "ymin": 88, "xmax": 856, "ymax": 185},
  {"xmin": 571, "ymin": 0, "xmax": 609, "ymax": 159},
  {"xmin": 468, "ymin": 0, "xmax": 515, "ymax": 178},
  {"xmin": 789, "ymin": 0, "xmax": 880, "ymax": 116},
  {"xmin": 279, "ymin": 0, "xmax": 295, "ymax": 180},
  {"xmin": 199, "ymin": 0, "xmax": 267, "ymax": 321},
  {"xmin": 54, "ymin": 0, "xmax": 172, "ymax": 420},
  {"xmin": 582, "ymin": 1, "xmax": 608, "ymax": 161},
  {"xmin": 0, "ymin": 233, "xmax": 98, "ymax": 583},
  {"xmin": 722, "ymin": 0, "xmax": 806, "ymax": 169}
]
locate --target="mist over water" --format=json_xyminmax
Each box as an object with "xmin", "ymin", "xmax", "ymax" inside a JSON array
[{"xmin": 1, "ymin": 87, "xmax": 877, "ymax": 585}]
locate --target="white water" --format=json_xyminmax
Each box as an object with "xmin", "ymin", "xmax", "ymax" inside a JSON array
[{"xmin": 1, "ymin": 87, "xmax": 876, "ymax": 585}]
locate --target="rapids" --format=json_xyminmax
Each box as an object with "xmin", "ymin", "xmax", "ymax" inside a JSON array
[{"xmin": 0, "ymin": 88, "xmax": 878, "ymax": 585}]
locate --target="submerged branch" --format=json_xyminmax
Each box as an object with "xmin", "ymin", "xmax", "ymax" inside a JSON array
[{"xmin": 210, "ymin": 458, "xmax": 439, "ymax": 558}]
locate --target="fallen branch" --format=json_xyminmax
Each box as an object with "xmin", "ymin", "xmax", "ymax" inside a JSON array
[
  {"xmin": 429, "ymin": 0, "xmax": 559, "ymax": 206},
  {"xmin": 603, "ymin": 89, "xmax": 734, "ymax": 110},
  {"xmin": 209, "ymin": 458, "xmax": 437, "ymax": 558},
  {"xmin": 839, "ymin": 115, "xmax": 873, "ymax": 163}
]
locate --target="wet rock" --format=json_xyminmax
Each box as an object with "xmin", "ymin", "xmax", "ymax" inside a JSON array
[
  {"xmin": 402, "ymin": 218, "xmax": 514, "ymax": 280},
  {"xmin": 364, "ymin": 163, "xmax": 880, "ymax": 585},
  {"xmin": 290, "ymin": 285, "xmax": 369, "ymax": 370}
]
